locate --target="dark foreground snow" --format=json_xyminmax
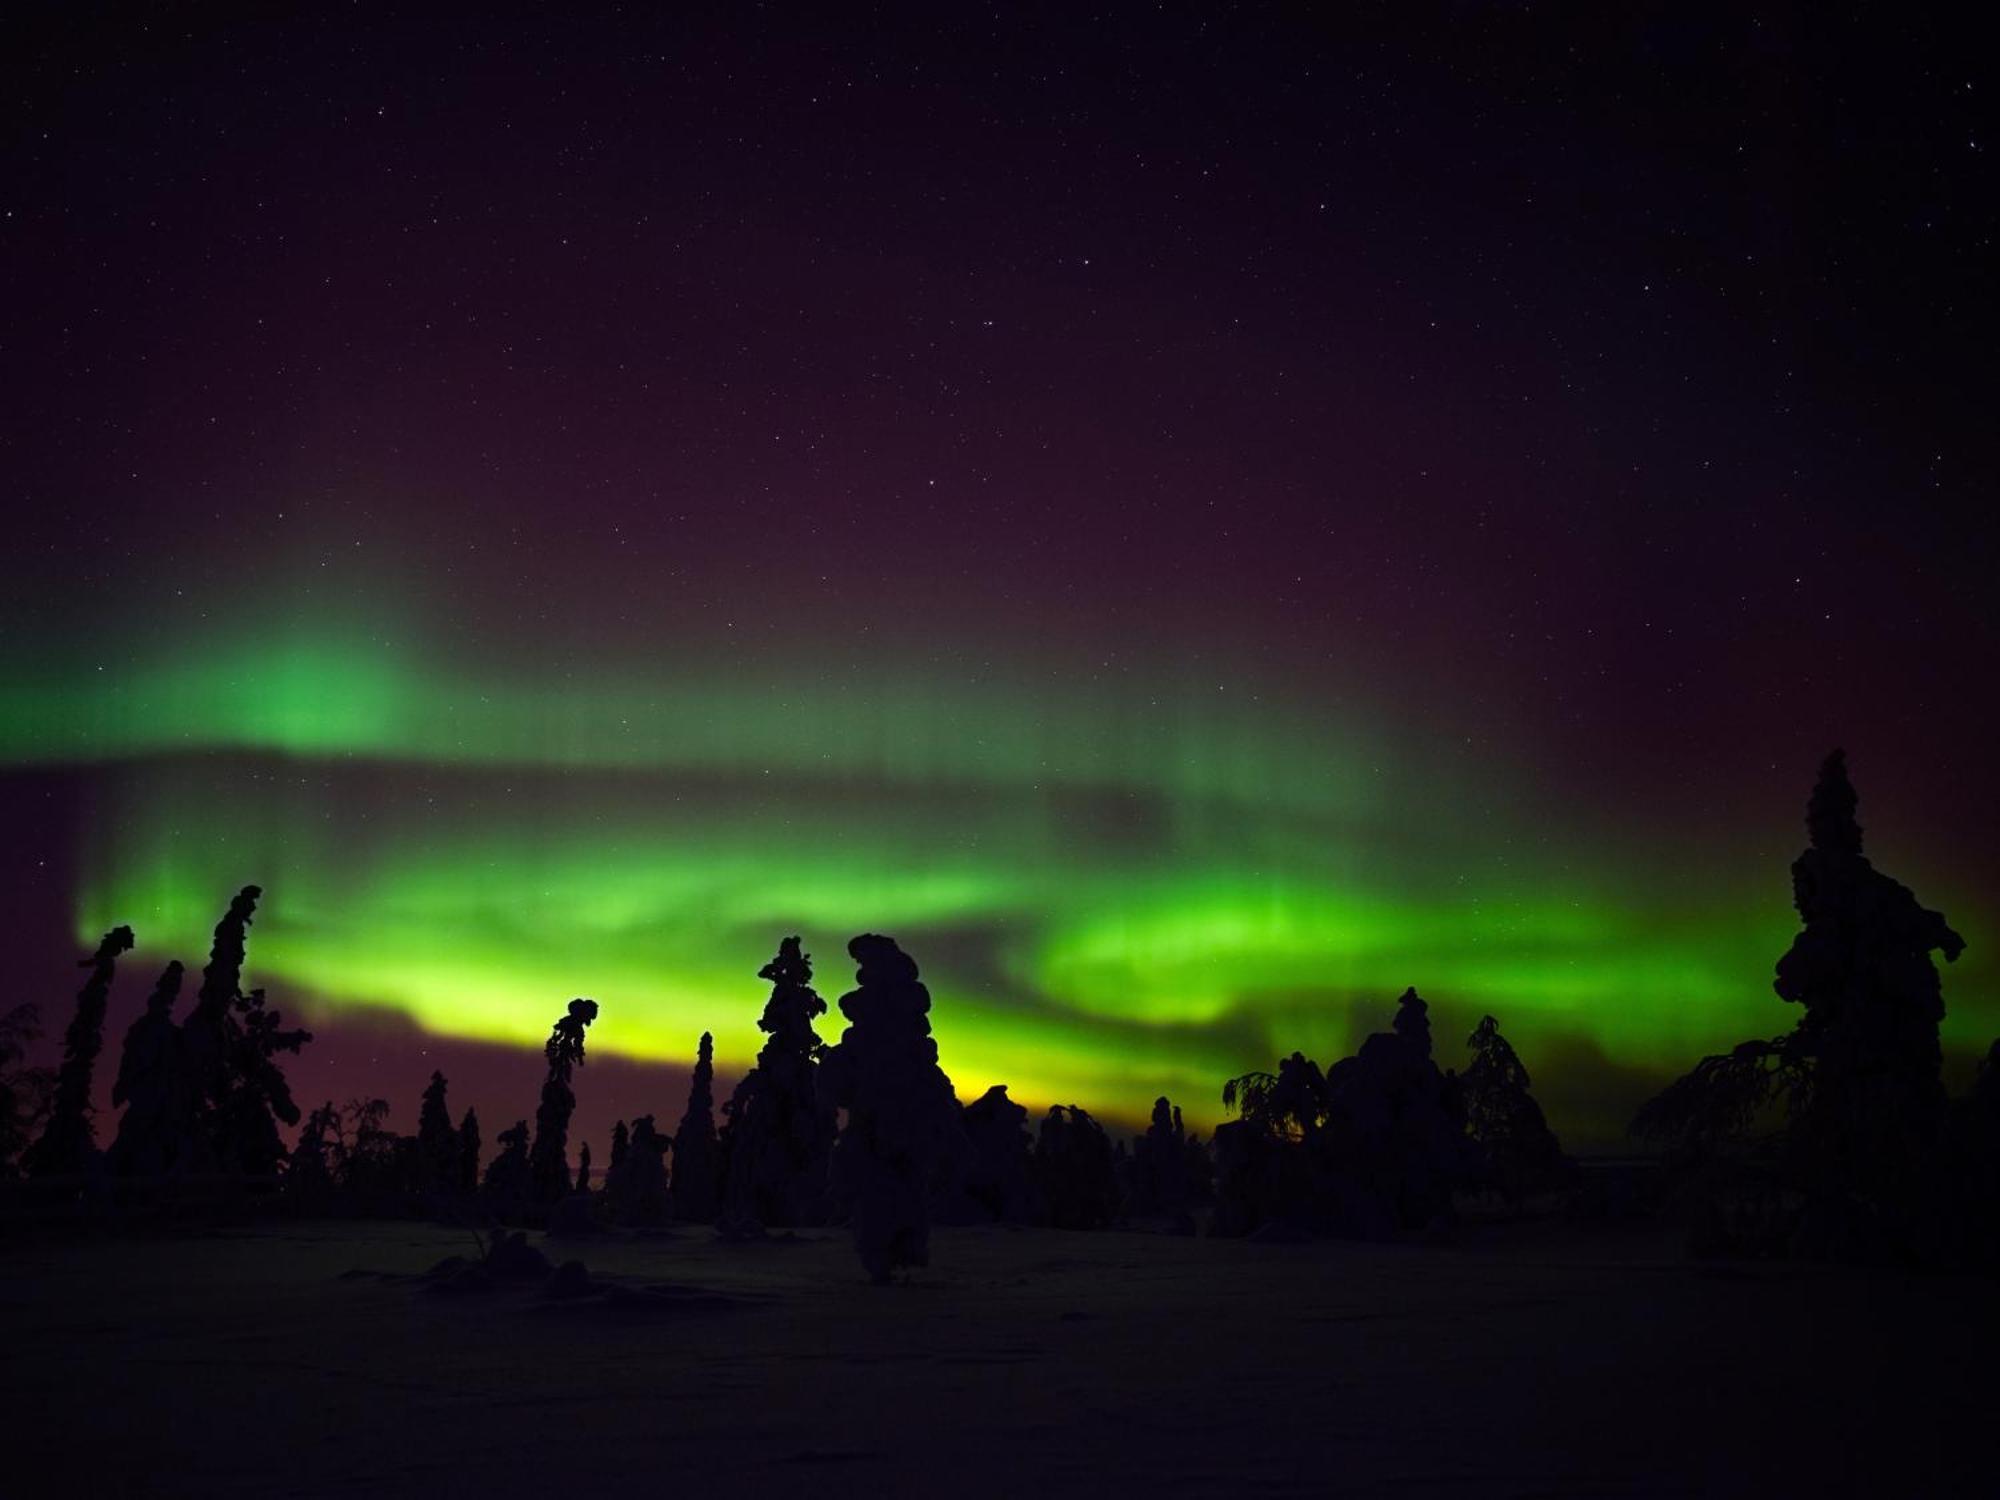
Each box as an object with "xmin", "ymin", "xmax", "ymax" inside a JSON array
[{"xmin": 1, "ymin": 1219, "xmax": 1992, "ymax": 1497}]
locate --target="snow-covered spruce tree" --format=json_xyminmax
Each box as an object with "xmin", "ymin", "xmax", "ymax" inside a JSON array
[
  {"xmin": 0, "ymin": 1003, "xmax": 53, "ymax": 1178},
  {"xmin": 212, "ymin": 986, "xmax": 311, "ymax": 1176},
  {"xmin": 1632, "ymin": 752, "xmax": 1966, "ymax": 1260},
  {"xmin": 1129, "ymin": 1095, "xmax": 1189, "ymax": 1218},
  {"xmin": 416, "ymin": 1070, "xmax": 459, "ymax": 1196},
  {"xmin": 483, "ymin": 1119, "xmax": 532, "ymax": 1211},
  {"xmin": 107, "ymin": 961, "xmax": 186, "ymax": 1175},
  {"xmin": 23, "ymin": 925, "xmax": 134, "ymax": 1178},
  {"xmin": 457, "ymin": 1107, "xmax": 481, "ymax": 1194},
  {"xmin": 954, "ymin": 1084, "xmax": 1038, "ymax": 1223},
  {"xmin": 720, "ymin": 936, "xmax": 835, "ymax": 1228},
  {"xmin": 527, "ymin": 999, "xmax": 599, "ymax": 1204},
  {"xmin": 1462, "ymin": 1014, "xmax": 1567, "ymax": 1199},
  {"xmin": 608, "ymin": 1119, "xmax": 630, "ymax": 1178},
  {"xmin": 1778, "ymin": 751, "xmax": 1963, "ymax": 1252},
  {"xmin": 607, "ymin": 1112, "xmax": 671, "ymax": 1225},
  {"xmin": 1033, "ymin": 1105, "xmax": 1120, "ymax": 1229},
  {"xmin": 819, "ymin": 934, "xmax": 965, "ymax": 1281},
  {"xmin": 179, "ymin": 885, "xmax": 262, "ymax": 1169},
  {"xmin": 671, "ymin": 1032, "xmax": 721, "ymax": 1222}
]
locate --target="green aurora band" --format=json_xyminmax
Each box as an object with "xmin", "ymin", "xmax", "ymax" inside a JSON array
[{"xmin": 13, "ymin": 626, "xmax": 1992, "ymax": 1138}]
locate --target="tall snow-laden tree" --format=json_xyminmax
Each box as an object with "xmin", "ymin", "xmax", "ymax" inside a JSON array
[
  {"xmin": 819, "ymin": 934, "xmax": 964, "ymax": 1281},
  {"xmin": 528, "ymin": 998, "xmax": 599, "ymax": 1203},
  {"xmin": 672, "ymin": 1032, "xmax": 721, "ymax": 1222},
  {"xmin": 720, "ymin": 936, "xmax": 835, "ymax": 1227},
  {"xmin": 23, "ymin": 925, "xmax": 134, "ymax": 1178}
]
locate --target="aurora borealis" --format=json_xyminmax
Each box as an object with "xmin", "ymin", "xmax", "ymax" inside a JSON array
[{"xmin": 4, "ymin": 7, "xmax": 1994, "ymax": 1154}]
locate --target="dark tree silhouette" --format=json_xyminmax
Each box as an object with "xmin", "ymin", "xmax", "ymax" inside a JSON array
[
  {"xmin": 950, "ymin": 1084, "xmax": 1039, "ymax": 1223},
  {"xmin": 179, "ymin": 886, "xmax": 262, "ymax": 1169},
  {"xmin": 211, "ymin": 986, "xmax": 311, "ymax": 1176},
  {"xmin": 416, "ymin": 1071, "xmax": 459, "ymax": 1196},
  {"xmin": 1393, "ymin": 986, "xmax": 1433, "ymax": 1060},
  {"xmin": 1634, "ymin": 752, "xmax": 1966, "ymax": 1260},
  {"xmin": 1778, "ymin": 750, "xmax": 1963, "ymax": 1253},
  {"xmin": 819, "ymin": 934, "xmax": 965, "ymax": 1282},
  {"xmin": 1461, "ymin": 1014, "xmax": 1567, "ymax": 1198},
  {"xmin": 23, "ymin": 925, "xmax": 134, "ymax": 1179},
  {"xmin": 720, "ymin": 936, "xmax": 836, "ymax": 1228},
  {"xmin": 574, "ymin": 1141, "xmax": 592, "ymax": 1194},
  {"xmin": 457, "ymin": 1107, "xmax": 482, "ymax": 1194},
  {"xmin": 608, "ymin": 1119, "xmax": 630, "ymax": 1179},
  {"xmin": 527, "ymin": 998, "xmax": 599, "ymax": 1205},
  {"xmin": 1033, "ymin": 1105, "xmax": 1120, "ymax": 1229},
  {"xmin": 483, "ymin": 1119, "xmax": 532, "ymax": 1210},
  {"xmin": 334, "ymin": 1097, "xmax": 410, "ymax": 1200},
  {"xmin": 287, "ymin": 1101, "xmax": 338, "ymax": 1200},
  {"xmin": 1129, "ymin": 1095, "xmax": 1191, "ymax": 1219},
  {"xmin": 606, "ymin": 1112, "xmax": 671, "ymax": 1225},
  {"xmin": 1631, "ymin": 1034, "xmax": 1810, "ymax": 1155},
  {"xmin": 1216, "ymin": 991, "xmax": 1469, "ymax": 1238},
  {"xmin": 107, "ymin": 962, "xmax": 186, "ymax": 1175},
  {"xmin": 0, "ymin": 1003, "xmax": 54, "ymax": 1178},
  {"xmin": 1222, "ymin": 1052, "xmax": 1327, "ymax": 1142},
  {"xmin": 671, "ymin": 1032, "xmax": 720, "ymax": 1223}
]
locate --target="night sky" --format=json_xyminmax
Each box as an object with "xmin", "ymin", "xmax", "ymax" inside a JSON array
[{"xmin": 3, "ymin": 5, "xmax": 1993, "ymax": 1153}]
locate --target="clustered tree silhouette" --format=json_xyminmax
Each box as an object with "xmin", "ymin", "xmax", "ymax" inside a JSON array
[
  {"xmin": 1634, "ymin": 751, "xmax": 1985, "ymax": 1264},
  {"xmin": 1034, "ymin": 1105, "xmax": 1121, "ymax": 1229},
  {"xmin": 8, "ymin": 885, "xmax": 321, "ymax": 1191},
  {"xmin": 819, "ymin": 934, "xmax": 966, "ymax": 1282},
  {"xmin": 602, "ymin": 1113, "xmax": 671, "ymax": 1225},
  {"xmin": 947, "ymin": 1084, "xmax": 1039, "ymax": 1223},
  {"xmin": 25, "ymin": 775, "xmax": 1989, "ymax": 1278},
  {"xmin": 1212, "ymin": 987, "xmax": 1548, "ymax": 1239},
  {"xmin": 719, "ymin": 936, "xmax": 836, "ymax": 1230},
  {"xmin": 20, "ymin": 925, "xmax": 133, "ymax": 1178}
]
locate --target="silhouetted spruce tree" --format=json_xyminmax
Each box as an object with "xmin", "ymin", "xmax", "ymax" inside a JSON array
[
  {"xmin": 1778, "ymin": 751, "xmax": 1963, "ymax": 1254},
  {"xmin": 819, "ymin": 934, "xmax": 965, "ymax": 1281},
  {"xmin": 0, "ymin": 1003, "xmax": 53, "ymax": 1178},
  {"xmin": 951, "ymin": 1084, "xmax": 1038, "ymax": 1223},
  {"xmin": 527, "ymin": 998, "xmax": 598, "ymax": 1205},
  {"xmin": 1394, "ymin": 986, "xmax": 1433, "ymax": 1060},
  {"xmin": 483, "ymin": 1119, "xmax": 532, "ymax": 1210},
  {"xmin": 575, "ymin": 1141, "xmax": 592, "ymax": 1194},
  {"xmin": 1129, "ymin": 1095, "xmax": 1190, "ymax": 1218},
  {"xmin": 23, "ymin": 925, "xmax": 134, "ymax": 1179},
  {"xmin": 416, "ymin": 1070, "xmax": 459, "ymax": 1196},
  {"xmin": 1318, "ymin": 988, "xmax": 1468, "ymax": 1234},
  {"xmin": 606, "ymin": 1112, "xmax": 671, "ymax": 1225},
  {"xmin": 211, "ymin": 986, "xmax": 311, "ymax": 1176},
  {"xmin": 720, "ymin": 936, "xmax": 836, "ymax": 1228},
  {"xmin": 672, "ymin": 1032, "xmax": 721, "ymax": 1222},
  {"xmin": 1033, "ymin": 1105, "xmax": 1120, "ymax": 1229},
  {"xmin": 108, "ymin": 962, "xmax": 186, "ymax": 1175},
  {"xmin": 608, "ymin": 1119, "xmax": 630, "ymax": 1178},
  {"xmin": 1462, "ymin": 1015, "xmax": 1567, "ymax": 1199},
  {"xmin": 1634, "ymin": 752, "xmax": 1966, "ymax": 1260},
  {"xmin": 180, "ymin": 885, "xmax": 262, "ymax": 1169},
  {"xmin": 457, "ymin": 1107, "xmax": 481, "ymax": 1194}
]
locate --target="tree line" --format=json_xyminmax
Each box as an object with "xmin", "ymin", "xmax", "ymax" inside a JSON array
[{"xmin": 2, "ymin": 751, "xmax": 1995, "ymax": 1276}]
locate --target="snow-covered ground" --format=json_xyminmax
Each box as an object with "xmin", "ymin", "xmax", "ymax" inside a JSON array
[{"xmin": 3, "ymin": 1219, "xmax": 1992, "ymax": 1497}]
